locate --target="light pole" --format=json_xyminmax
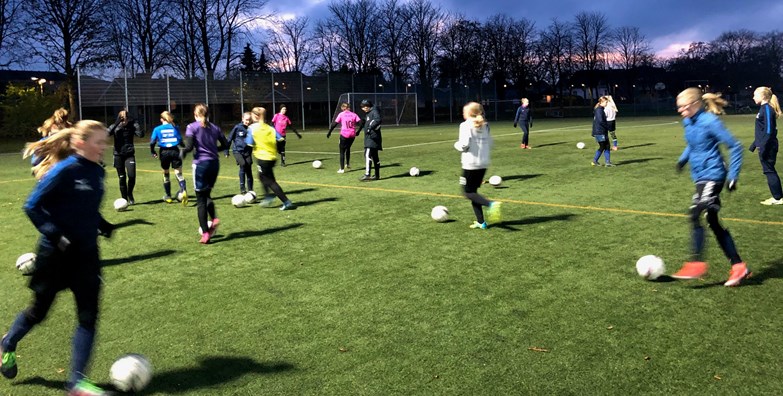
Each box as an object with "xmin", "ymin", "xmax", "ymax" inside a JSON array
[{"xmin": 31, "ymin": 77, "xmax": 47, "ymax": 94}]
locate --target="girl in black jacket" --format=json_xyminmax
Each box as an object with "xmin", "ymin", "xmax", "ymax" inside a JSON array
[{"xmin": 108, "ymin": 110, "xmax": 144, "ymax": 204}]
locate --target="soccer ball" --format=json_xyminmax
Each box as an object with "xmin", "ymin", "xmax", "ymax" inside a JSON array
[
  {"xmin": 488, "ymin": 175, "xmax": 502, "ymax": 186},
  {"xmin": 198, "ymin": 220, "xmax": 213, "ymax": 235},
  {"xmin": 176, "ymin": 190, "xmax": 187, "ymax": 202},
  {"xmin": 113, "ymin": 198, "xmax": 129, "ymax": 211},
  {"xmin": 15, "ymin": 252, "xmax": 36, "ymax": 275},
  {"xmin": 312, "ymin": 160, "xmax": 323, "ymax": 169},
  {"xmin": 409, "ymin": 167, "xmax": 420, "ymax": 177},
  {"xmin": 635, "ymin": 255, "xmax": 666, "ymax": 280},
  {"xmin": 576, "ymin": 142, "xmax": 586, "ymax": 149},
  {"xmin": 231, "ymin": 194, "xmax": 247, "ymax": 208},
  {"xmin": 431, "ymin": 206, "xmax": 449, "ymax": 222},
  {"xmin": 243, "ymin": 191, "xmax": 257, "ymax": 204},
  {"xmin": 110, "ymin": 354, "xmax": 152, "ymax": 392}
]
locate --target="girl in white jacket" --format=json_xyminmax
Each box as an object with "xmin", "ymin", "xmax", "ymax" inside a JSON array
[{"xmin": 454, "ymin": 102, "xmax": 502, "ymax": 229}]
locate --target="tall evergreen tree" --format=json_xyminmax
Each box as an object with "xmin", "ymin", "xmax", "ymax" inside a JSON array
[{"xmin": 240, "ymin": 43, "xmax": 257, "ymax": 71}]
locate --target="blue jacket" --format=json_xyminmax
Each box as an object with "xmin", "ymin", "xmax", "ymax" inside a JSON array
[
  {"xmin": 750, "ymin": 103, "xmax": 777, "ymax": 153},
  {"xmin": 227, "ymin": 122, "xmax": 251, "ymax": 154},
  {"xmin": 149, "ymin": 123, "xmax": 182, "ymax": 154},
  {"xmin": 677, "ymin": 110, "xmax": 743, "ymax": 182},
  {"xmin": 514, "ymin": 106, "xmax": 532, "ymax": 127},
  {"xmin": 591, "ymin": 107, "xmax": 608, "ymax": 136}
]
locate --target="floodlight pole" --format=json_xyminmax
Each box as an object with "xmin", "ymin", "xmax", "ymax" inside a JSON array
[
  {"xmin": 166, "ymin": 75, "xmax": 171, "ymax": 113},
  {"xmin": 300, "ymin": 72, "xmax": 305, "ymax": 131},
  {"xmin": 271, "ymin": 73, "xmax": 276, "ymax": 112},
  {"xmin": 77, "ymin": 66, "xmax": 83, "ymax": 120},
  {"xmin": 239, "ymin": 71, "xmax": 244, "ymax": 114}
]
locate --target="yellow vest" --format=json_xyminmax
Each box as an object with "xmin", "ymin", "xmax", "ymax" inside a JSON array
[{"xmin": 249, "ymin": 122, "xmax": 277, "ymax": 161}]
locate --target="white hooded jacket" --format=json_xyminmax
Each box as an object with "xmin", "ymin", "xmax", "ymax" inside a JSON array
[{"xmin": 455, "ymin": 120, "xmax": 493, "ymax": 170}]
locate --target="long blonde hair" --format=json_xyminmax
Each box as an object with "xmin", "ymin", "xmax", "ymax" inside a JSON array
[
  {"xmin": 194, "ymin": 103, "xmax": 209, "ymax": 127},
  {"xmin": 755, "ymin": 87, "xmax": 782, "ymax": 118},
  {"xmin": 677, "ymin": 88, "xmax": 728, "ymax": 115},
  {"xmin": 38, "ymin": 108, "xmax": 72, "ymax": 137},
  {"xmin": 160, "ymin": 111, "xmax": 174, "ymax": 124},
  {"xmin": 25, "ymin": 120, "xmax": 106, "ymax": 180},
  {"xmin": 251, "ymin": 106, "xmax": 266, "ymax": 122},
  {"xmin": 604, "ymin": 95, "xmax": 618, "ymax": 113},
  {"xmin": 594, "ymin": 97, "xmax": 608, "ymax": 109},
  {"xmin": 464, "ymin": 102, "xmax": 486, "ymax": 129}
]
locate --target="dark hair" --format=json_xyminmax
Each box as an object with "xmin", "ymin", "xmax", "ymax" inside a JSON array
[{"xmin": 360, "ymin": 99, "xmax": 372, "ymax": 108}]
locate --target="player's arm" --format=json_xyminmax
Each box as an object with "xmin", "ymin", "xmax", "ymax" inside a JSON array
[
  {"xmin": 289, "ymin": 120, "xmax": 302, "ymax": 138},
  {"xmin": 24, "ymin": 167, "xmax": 67, "ymax": 246},
  {"xmin": 528, "ymin": 111, "xmax": 533, "ymax": 128},
  {"xmin": 327, "ymin": 121, "xmax": 340, "ymax": 138},
  {"xmin": 216, "ymin": 130, "xmax": 229, "ymax": 153},
  {"xmin": 133, "ymin": 120, "xmax": 144, "ymax": 138},
  {"xmin": 455, "ymin": 123, "xmax": 470, "ymax": 152},
  {"xmin": 513, "ymin": 107, "xmax": 521, "ymax": 127},
  {"xmin": 712, "ymin": 121, "xmax": 743, "ymax": 183},
  {"xmin": 149, "ymin": 130, "xmax": 158, "ymax": 157},
  {"xmin": 98, "ymin": 215, "xmax": 114, "ymax": 238},
  {"xmin": 676, "ymin": 146, "xmax": 690, "ymax": 173}
]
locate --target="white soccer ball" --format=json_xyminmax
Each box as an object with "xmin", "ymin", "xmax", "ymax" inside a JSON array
[
  {"xmin": 110, "ymin": 354, "xmax": 152, "ymax": 392},
  {"xmin": 232, "ymin": 194, "xmax": 247, "ymax": 208},
  {"xmin": 636, "ymin": 255, "xmax": 666, "ymax": 280},
  {"xmin": 113, "ymin": 198, "xmax": 129, "ymax": 211},
  {"xmin": 312, "ymin": 160, "xmax": 323, "ymax": 169},
  {"xmin": 488, "ymin": 175, "xmax": 502, "ymax": 186},
  {"xmin": 431, "ymin": 206, "xmax": 449, "ymax": 222},
  {"xmin": 15, "ymin": 252, "xmax": 36, "ymax": 275},
  {"xmin": 576, "ymin": 142, "xmax": 586, "ymax": 149},
  {"xmin": 198, "ymin": 220, "xmax": 213, "ymax": 235},
  {"xmin": 176, "ymin": 190, "xmax": 187, "ymax": 202},
  {"xmin": 409, "ymin": 167, "xmax": 420, "ymax": 177},
  {"xmin": 243, "ymin": 191, "xmax": 257, "ymax": 204}
]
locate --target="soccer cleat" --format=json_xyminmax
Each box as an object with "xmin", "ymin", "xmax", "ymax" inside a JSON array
[
  {"xmin": 337, "ymin": 169, "xmax": 344, "ymax": 174},
  {"xmin": 280, "ymin": 201, "xmax": 296, "ymax": 211},
  {"xmin": 163, "ymin": 195, "xmax": 173, "ymax": 203},
  {"xmin": 345, "ymin": 165, "xmax": 351, "ymax": 170},
  {"xmin": 611, "ymin": 146, "xmax": 618, "ymax": 151},
  {"xmin": 127, "ymin": 194, "xmax": 135, "ymax": 205},
  {"xmin": 259, "ymin": 196, "xmax": 275, "ymax": 207},
  {"xmin": 520, "ymin": 144, "xmax": 526, "ymax": 149},
  {"xmin": 604, "ymin": 162, "xmax": 616, "ymax": 167},
  {"xmin": 208, "ymin": 218, "xmax": 220, "ymax": 237},
  {"xmin": 525, "ymin": 145, "xmax": 532, "ymax": 149},
  {"xmin": 591, "ymin": 161, "xmax": 599, "ymax": 166},
  {"xmin": 760, "ymin": 197, "xmax": 783, "ymax": 205},
  {"xmin": 1, "ymin": 335, "xmax": 17, "ymax": 379},
  {"xmin": 360, "ymin": 174, "xmax": 373, "ymax": 181},
  {"xmin": 672, "ymin": 261, "xmax": 708, "ymax": 279},
  {"xmin": 487, "ymin": 201, "xmax": 502, "ymax": 223},
  {"xmin": 68, "ymin": 378, "xmax": 108, "ymax": 396},
  {"xmin": 724, "ymin": 262, "xmax": 750, "ymax": 287},
  {"xmin": 240, "ymin": 189, "xmax": 247, "ymax": 195},
  {"xmin": 180, "ymin": 191, "xmax": 189, "ymax": 207},
  {"xmin": 199, "ymin": 232, "xmax": 211, "ymax": 244},
  {"xmin": 469, "ymin": 221, "xmax": 488, "ymax": 229}
]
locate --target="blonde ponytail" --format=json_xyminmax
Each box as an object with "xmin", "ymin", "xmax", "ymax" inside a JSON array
[
  {"xmin": 701, "ymin": 93, "xmax": 728, "ymax": 115},
  {"xmin": 755, "ymin": 87, "xmax": 782, "ymax": 118},
  {"xmin": 769, "ymin": 94, "xmax": 782, "ymax": 118},
  {"xmin": 194, "ymin": 103, "xmax": 209, "ymax": 127},
  {"xmin": 24, "ymin": 120, "xmax": 106, "ymax": 180}
]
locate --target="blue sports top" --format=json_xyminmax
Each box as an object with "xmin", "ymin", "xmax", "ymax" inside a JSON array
[
  {"xmin": 150, "ymin": 123, "xmax": 182, "ymax": 148},
  {"xmin": 678, "ymin": 110, "xmax": 743, "ymax": 182}
]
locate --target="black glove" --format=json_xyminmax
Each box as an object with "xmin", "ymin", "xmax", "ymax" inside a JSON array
[
  {"xmin": 529, "ymin": 121, "xmax": 533, "ymax": 128},
  {"xmin": 296, "ymin": 132, "xmax": 302, "ymax": 139},
  {"xmin": 99, "ymin": 221, "xmax": 114, "ymax": 238},
  {"xmin": 57, "ymin": 235, "xmax": 71, "ymax": 251},
  {"xmin": 749, "ymin": 144, "xmax": 756, "ymax": 153},
  {"xmin": 327, "ymin": 131, "xmax": 332, "ymax": 139},
  {"xmin": 727, "ymin": 179, "xmax": 737, "ymax": 192},
  {"xmin": 513, "ymin": 123, "xmax": 517, "ymax": 128},
  {"xmin": 675, "ymin": 161, "xmax": 686, "ymax": 173}
]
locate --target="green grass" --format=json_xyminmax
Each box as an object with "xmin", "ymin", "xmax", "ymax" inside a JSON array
[{"xmin": 1, "ymin": 115, "xmax": 783, "ymax": 395}]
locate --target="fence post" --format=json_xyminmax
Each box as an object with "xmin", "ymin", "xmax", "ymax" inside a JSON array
[
  {"xmin": 77, "ymin": 66, "xmax": 83, "ymax": 120},
  {"xmin": 204, "ymin": 71, "xmax": 209, "ymax": 106},
  {"xmin": 166, "ymin": 75, "xmax": 171, "ymax": 113},
  {"xmin": 300, "ymin": 72, "xmax": 305, "ymax": 131},
  {"xmin": 327, "ymin": 71, "xmax": 331, "ymax": 125},
  {"xmin": 123, "ymin": 68, "xmax": 129, "ymax": 111},
  {"xmin": 239, "ymin": 71, "xmax": 244, "ymax": 115},
  {"xmin": 271, "ymin": 73, "xmax": 276, "ymax": 112}
]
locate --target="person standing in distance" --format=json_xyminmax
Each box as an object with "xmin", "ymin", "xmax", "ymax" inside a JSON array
[
  {"xmin": 2, "ymin": 120, "xmax": 115, "ymax": 395},
  {"xmin": 358, "ymin": 99, "xmax": 382, "ymax": 181},
  {"xmin": 246, "ymin": 107, "xmax": 295, "ymax": 210},
  {"xmin": 227, "ymin": 112, "xmax": 254, "ymax": 194},
  {"xmin": 271, "ymin": 105, "xmax": 302, "ymax": 167},
  {"xmin": 604, "ymin": 95, "xmax": 620, "ymax": 150},
  {"xmin": 672, "ymin": 88, "xmax": 748, "ymax": 286},
  {"xmin": 181, "ymin": 104, "xmax": 228, "ymax": 244},
  {"xmin": 150, "ymin": 111, "xmax": 187, "ymax": 203},
  {"xmin": 513, "ymin": 98, "xmax": 533, "ymax": 149},
  {"xmin": 591, "ymin": 97, "xmax": 614, "ymax": 167},
  {"xmin": 749, "ymin": 86, "xmax": 782, "ymax": 205},
  {"xmin": 327, "ymin": 102, "xmax": 361, "ymax": 173},
  {"xmin": 108, "ymin": 109, "xmax": 144, "ymax": 204}
]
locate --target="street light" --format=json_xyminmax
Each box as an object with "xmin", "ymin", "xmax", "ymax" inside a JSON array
[{"xmin": 31, "ymin": 77, "xmax": 47, "ymax": 94}]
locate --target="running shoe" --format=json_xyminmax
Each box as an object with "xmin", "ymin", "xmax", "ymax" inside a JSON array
[{"xmin": 672, "ymin": 261, "xmax": 708, "ymax": 279}]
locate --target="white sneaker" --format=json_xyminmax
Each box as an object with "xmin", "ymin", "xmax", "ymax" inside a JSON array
[
  {"xmin": 337, "ymin": 169, "xmax": 344, "ymax": 174},
  {"xmin": 760, "ymin": 197, "xmax": 783, "ymax": 205}
]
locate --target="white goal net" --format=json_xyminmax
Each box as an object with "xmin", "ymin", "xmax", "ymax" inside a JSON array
[{"xmin": 333, "ymin": 93, "xmax": 418, "ymax": 126}]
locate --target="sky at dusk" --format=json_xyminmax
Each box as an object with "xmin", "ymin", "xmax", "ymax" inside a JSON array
[{"xmin": 268, "ymin": 0, "xmax": 783, "ymax": 59}]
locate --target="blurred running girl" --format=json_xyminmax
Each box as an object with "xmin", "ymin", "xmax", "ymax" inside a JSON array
[
  {"xmin": 150, "ymin": 111, "xmax": 187, "ymax": 203},
  {"xmin": 454, "ymin": 102, "xmax": 502, "ymax": 229},
  {"xmin": 3, "ymin": 120, "xmax": 114, "ymax": 395},
  {"xmin": 749, "ymin": 86, "xmax": 782, "ymax": 205},
  {"xmin": 271, "ymin": 105, "xmax": 301, "ymax": 166},
  {"xmin": 327, "ymin": 102, "xmax": 361, "ymax": 173},
  {"xmin": 247, "ymin": 107, "xmax": 295, "ymax": 210},
  {"xmin": 672, "ymin": 88, "xmax": 748, "ymax": 286},
  {"xmin": 227, "ymin": 112, "xmax": 254, "ymax": 194}
]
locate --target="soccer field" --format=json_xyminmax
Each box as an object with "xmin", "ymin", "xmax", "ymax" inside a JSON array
[{"xmin": 1, "ymin": 115, "xmax": 782, "ymax": 395}]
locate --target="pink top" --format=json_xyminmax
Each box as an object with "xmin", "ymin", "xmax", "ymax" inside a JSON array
[
  {"xmin": 335, "ymin": 110, "xmax": 361, "ymax": 138},
  {"xmin": 271, "ymin": 113, "xmax": 291, "ymax": 136}
]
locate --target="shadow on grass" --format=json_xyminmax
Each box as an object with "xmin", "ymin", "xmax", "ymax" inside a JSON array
[
  {"xmin": 617, "ymin": 157, "xmax": 664, "ymax": 166},
  {"xmin": 285, "ymin": 187, "xmax": 317, "ymax": 195},
  {"xmin": 284, "ymin": 158, "xmax": 326, "ymax": 167},
  {"xmin": 384, "ymin": 170, "xmax": 435, "ymax": 180},
  {"xmin": 102, "ymin": 249, "xmax": 178, "ymax": 267},
  {"xmin": 532, "ymin": 141, "xmax": 567, "ymax": 148},
  {"xmin": 15, "ymin": 376, "xmax": 65, "ymax": 391},
  {"xmin": 114, "ymin": 218, "xmax": 155, "ymax": 230},
  {"xmin": 218, "ymin": 223, "xmax": 304, "ymax": 242},
  {"xmin": 147, "ymin": 356, "xmax": 295, "ymax": 394},
  {"xmin": 650, "ymin": 275, "xmax": 676, "ymax": 283},
  {"xmin": 379, "ymin": 162, "xmax": 402, "ymax": 169},
  {"xmin": 212, "ymin": 193, "xmax": 236, "ymax": 201},
  {"xmin": 501, "ymin": 174, "xmax": 543, "ymax": 182},
  {"xmin": 691, "ymin": 259, "xmax": 783, "ymax": 289},
  {"xmin": 293, "ymin": 197, "xmax": 339, "ymax": 207},
  {"xmin": 494, "ymin": 213, "xmax": 577, "ymax": 231},
  {"xmin": 620, "ymin": 143, "xmax": 656, "ymax": 150}
]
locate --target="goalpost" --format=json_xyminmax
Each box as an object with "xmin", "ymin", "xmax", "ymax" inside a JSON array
[{"xmin": 333, "ymin": 93, "xmax": 418, "ymax": 126}]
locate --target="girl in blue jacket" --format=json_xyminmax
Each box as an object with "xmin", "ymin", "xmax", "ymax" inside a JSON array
[
  {"xmin": 750, "ymin": 86, "xmax": 782, "ymax": 205},
  {"xmin": 591, "ymin": 97, "xmax": 613, "ymax": 166},
  {"xmin": 672, "ymin": 88, "xmax": 748, "ymax": 287}
]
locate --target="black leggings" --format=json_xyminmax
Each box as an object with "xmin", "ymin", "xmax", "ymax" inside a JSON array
[
  {"xmin": 196, "ymin": 190, "xmax": 216, "ymax": 233},
  {"xmin": 759, "ymin": 139, "xmax": 782, "ymax": 199},
  {"xmin": 462, "ymin": 168, "xmax": 490, "ymax": 223},
  {"xmin": 340, "ymin": 136, "xmax": 355, "ymax": 169},
  {"xmin": 257, "ymin": 159, "xmax": 289, "ymax": 203},
  {"xmin": 364, "ymin": 148, "xmax": 380, "ymax": 177},
  {"xmin": 277, "ymin": 140, "xmax": 287, "ymax": 163},
  {"xmin": 689, "ymin": 182, "xmax": 742, "ymax": 264},
  {"xmin": 115, "ymin": 154, "xmax": 136, "ymax": 199}
]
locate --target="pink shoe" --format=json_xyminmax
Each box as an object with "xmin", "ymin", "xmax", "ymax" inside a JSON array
[
  {"xmin": 199, "ymin": 232, "xmax": 210, "ymax": 244},
  {"xmin": 724, "ymin": 262, "xmax": 750, "ymax": 287},
  {"xmin": 208, "ymin": 218, "xmax": 220, "ymax": 237}
]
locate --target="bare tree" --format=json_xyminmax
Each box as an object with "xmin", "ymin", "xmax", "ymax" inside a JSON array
[
  {"xmin": 25, "ymin": 0, "xmax": 109, "ymax": 114},
  {"xmin": 0, "ymin": 0, "xmax": 23, "ymax": 68},
  {"xmin": 408, "ymin": 0, "xmax": 443, "ymax": 117},
  {"xmin": 378, "ymin": 0, "xmax": 411, "ymax": 89},
  {"xmin": 483, "ymin": 14, "xmax": 517, "ymax": 86},
  {"xmin": 572, "ymin": 11, "xmax": 611, "ymax": 98},
  {"xmin": 537, "ymin": 18, "xmax": 575, "ymax": 98},
  {"xmin": 507, "ymin": 18, "xmax": 537, "ymax": 87},
  {"xmin": 612, "ymin": 26, "xmax": 653, "ymax": 70},
  {"xmin": 712, "ymin": 29, "xmax": 759, "ymax": 65},
  {"xmin": 325, "ymin": 0, "xmax": 381, "ymax": 73},
  {"xmin": 168, "ymin": 0, "xmax": 201, "ymax": 78},
  {"xmin": 312, "ymin": 19, "xmax": 342, "ymax": 73},
  {"xmin": 265, "ymin": 16, "xmax": 312, "ymax": 72},
  {"xmin": 101, "ymin": 0, "xmax": 172, "ymax": 75}
]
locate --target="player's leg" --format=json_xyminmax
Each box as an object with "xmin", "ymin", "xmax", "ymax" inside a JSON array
[
  {"xmin": 68, "ymin": 255, "xmax": 101, "ymax": 390},
  {"xmin": 161, "ymin": 154, "xmax": 172, "ymax": 201},
  {"xmin": 277, "ymin": 140, "xmax": 286, "ymax": 166},
  {"xmin": 371, "ymin": 149, "xmax": 380, "ymax": 179},
  {"xmin": 338, "ymin": 136, "xmax": 347, "ymax": 171},
  {"xmin": 592, "ymin": 137, "xmax": 605, "ymax": 165},
  {"xmin": 462, "ymin": 169, "xmax": 490, "ymax": 227},
  {"xmin": 609, "ymin": 122, "xmax": 618, "ymax": 150},
  {"xmin": 234, "ymin": 151, "xmax": 246, "ymax": 193},
  {"xmin": 243, "ymin": 154, "xmax": 254, "ymax": 192},
  {"xmin": 1, "ymin": 286, "xmax": 58, "ymax": 379},
  {"xmin": 760, "ymin": 141, "xmax": 782, "ymax": 202},
  {"xmin": 673, "ymin": 182, "xmax": 713, "ymax": 279},
  {"xmin": 114, "ymin": 154, "xmax": 128, "ymax": 199},
  {"xmin": 521, "ymin": 124, "xmax": 530, "ymax": 148},
  {"xmin": 345, "ymin": 137, "xmax": 354, "ymax": 169},
  {"xmin": 125, "ymin": 156, "xmax": 137, "ymax": 204},
  {"xmin": 258, "ymin": 160, "xmax": 292, "ymax": 208},
  {"xmin": 361, "ymin": 148, "xmax": 372, "ymax": 180}
]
